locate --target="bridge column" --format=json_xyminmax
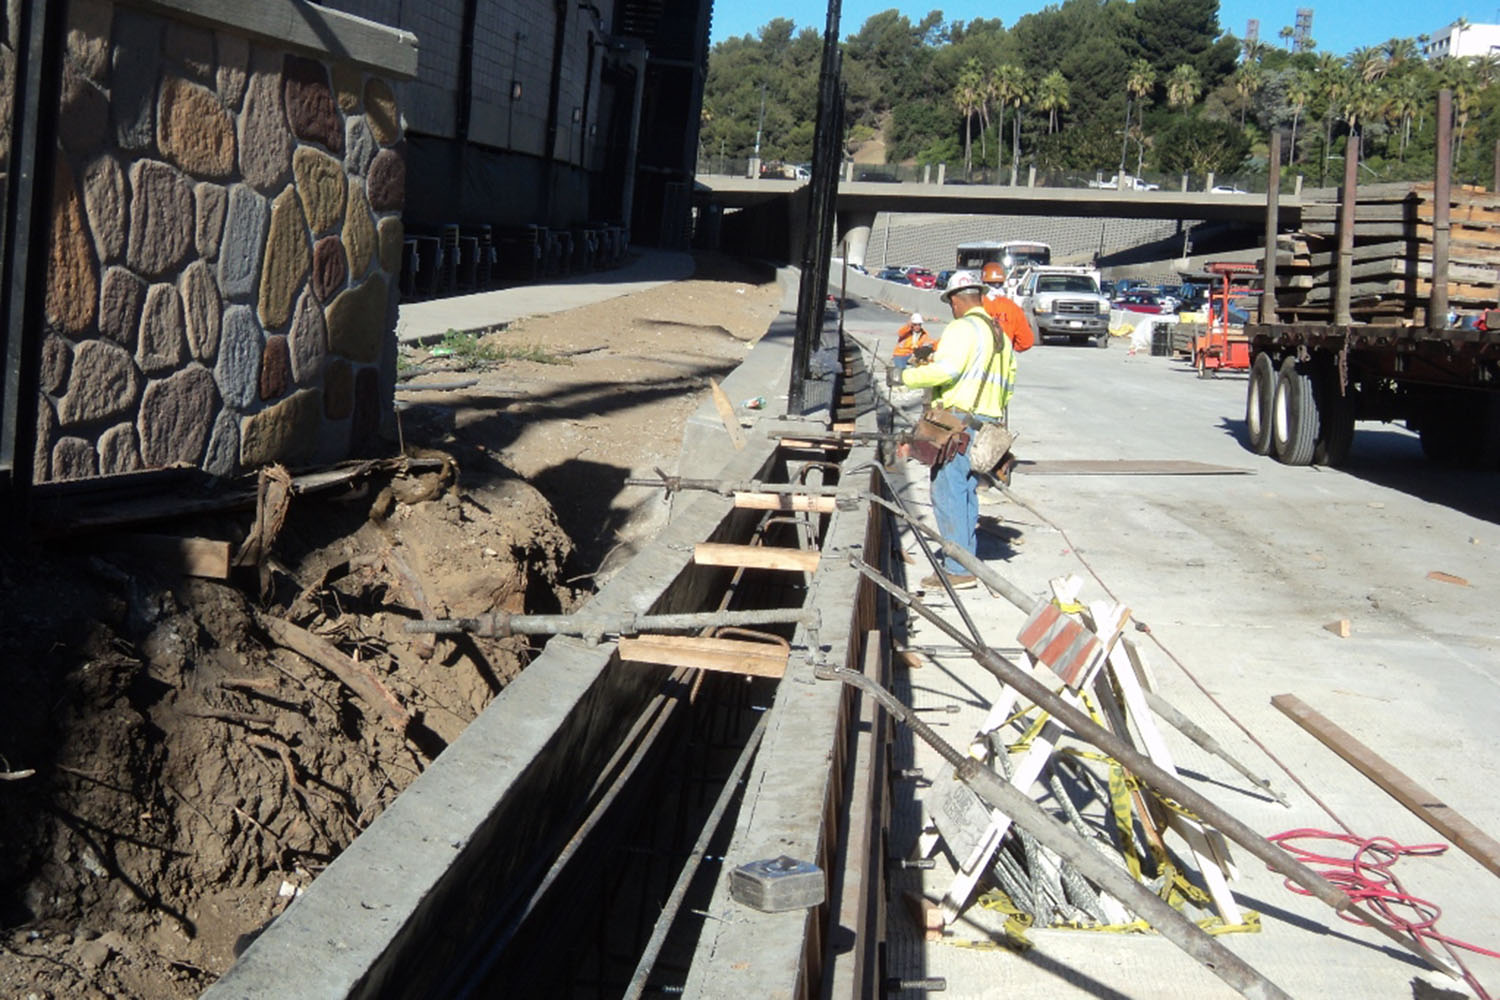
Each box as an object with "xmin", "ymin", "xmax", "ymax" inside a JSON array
[
  {"xmin": 837, "ymin": 211, "xmax": 877, "ymax": 269},
  {"xmin": 1206, "ymin": 171, "xmax": 1215, "ymax": 192},
  {"xmin": 923, "ymin": 164, "xmax": 931, "ymax": 184},
  {"xmin": 937, "ymin": 163, "xmax": 946, "ymax": 185}
]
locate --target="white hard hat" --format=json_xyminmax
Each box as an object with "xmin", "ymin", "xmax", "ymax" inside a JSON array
[
  {"xmin": 910, "ymin": 313, "xmax": 924, "ymax": 325},
  {"xmin": 940, "ymin": 270, "xmax": 986, "ymax": 302}
]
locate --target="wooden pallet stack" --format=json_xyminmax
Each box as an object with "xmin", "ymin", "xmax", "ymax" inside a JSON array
[{"xmin": 1273, "ymin": 182, "xmax": 1500, "ymax": 322}]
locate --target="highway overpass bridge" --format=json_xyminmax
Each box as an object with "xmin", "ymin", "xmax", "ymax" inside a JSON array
[{"xmin": 693, "ymin": 175, "xmax": 1304, "ymax": 267}]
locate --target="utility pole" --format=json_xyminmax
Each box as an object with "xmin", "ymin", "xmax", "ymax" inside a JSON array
[{"xmin": 750, "ymin": 81, "xmax": 767, "ymax": 178}]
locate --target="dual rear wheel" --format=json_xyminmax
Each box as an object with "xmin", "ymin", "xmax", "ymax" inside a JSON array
[{"xmin": 1246, "ymin": 352, "xmax": 1354, "ymax": 466}]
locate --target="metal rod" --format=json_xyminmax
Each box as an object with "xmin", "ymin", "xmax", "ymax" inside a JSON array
[
  {"xmin": 1260, "ymin": 130, "xmax": 1281, "ymax": 324},
  {"xmin": 1334, "ymin": 120, "xmax": 1359, "ymax": 325},
  {"xmin": 623, "ymin": 713, "xmax": 769, "ymax": 999},
  {"xmin": 818, "ymin": 665, "xmax": 1294, "ymax": 1000},
  {"xmin": 1431, "ymin": 88, "xmax": 1453, "ymax": 332},
  {"xmin": 405, "ymin": 607, "xmax": 818, "ymax": 639},
  {"xmin": 626, "ymin": 470, "xmax": 850, "ymax": 498},
  {"xmin": 844, "ymin": 555, "xmax": 1461, "ymax": 977},
  {"xmin": 1142, "ymin": 689, "xmax": 1289, "ymax": 807}
]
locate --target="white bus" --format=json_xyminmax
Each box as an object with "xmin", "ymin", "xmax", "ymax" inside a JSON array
[{"xmin": 955, "ymin": 240, "xmax": 1052, "ymax": 273}]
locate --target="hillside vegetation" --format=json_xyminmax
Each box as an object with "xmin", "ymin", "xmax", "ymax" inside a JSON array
[{"xmin": 702, "ymin": 2, "xmax": 1500, "ymax": 188}]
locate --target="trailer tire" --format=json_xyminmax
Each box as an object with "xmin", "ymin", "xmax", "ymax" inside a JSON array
[
  {"xmin": 1245, "ymin": 353, "xmax": 1275, "ymax": 455},
  {"xmin": 1313, "ymin": 367, "xmax": 1356, "ymax": 467},
  {"xmin": 1272, "ymin": 357, "xmax": 1319, "ymax": 465}
]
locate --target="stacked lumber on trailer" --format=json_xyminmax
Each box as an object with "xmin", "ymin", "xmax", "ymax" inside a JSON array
[{"xmin": 1273, "ymin": 182, "xmax": 1500, "ymax": 322}]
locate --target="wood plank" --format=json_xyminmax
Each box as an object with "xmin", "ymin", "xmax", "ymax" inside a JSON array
[
  {"xmin": 616, "ymin": 635, "xmax": 789, "ymax": 678},
  {"xmin": 731, "ymin": 491, "xmax": 837, "ymax": 514},
  {"xmin": 903, "ymin": 890, "xmax": 943, "ymax": 941},
  {"xmin": 693, "ymin": 542, "xmax": 821, "ymax": 573},
  {"xmin": 104, "ymin": 533, "xmax": 232, "ymax": 578},
  {"xmin": 1272, "ymin": 693, "xmax": 1500, "ymax": 879},
  {"xmin": 709, "ymin": 378, "xmax": 747, "ymax": 451}
]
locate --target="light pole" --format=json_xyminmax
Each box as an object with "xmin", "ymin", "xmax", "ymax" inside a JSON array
[{"xmin": 751, "ymin": 81, "xmax": 767, "ymax": 178}]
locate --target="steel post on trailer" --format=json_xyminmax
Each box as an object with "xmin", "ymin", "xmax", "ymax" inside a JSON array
[
  {"xmin": 844, "ymin": 555, "xmax": 1463, "ymax": 979},
  {"xmin": 814, "ymin": 664, "xmax": 1294, "ymax": 1000}
]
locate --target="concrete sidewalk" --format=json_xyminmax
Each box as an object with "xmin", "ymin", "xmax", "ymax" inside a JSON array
[{"xmin": 394, "ymin": 248, "xmax": 695, "ymax": 344}]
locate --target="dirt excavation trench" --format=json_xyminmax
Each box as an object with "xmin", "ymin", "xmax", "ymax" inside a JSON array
[{"xmin": 0, "ymin": 255, "xmax": 784, "ymax": 1000}]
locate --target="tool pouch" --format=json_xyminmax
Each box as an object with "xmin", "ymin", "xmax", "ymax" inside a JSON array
[
  {"xmin": 967, "ymin": 423, "xmax": 1017, "ymax": 476},
  {"xmin": 911, "ymin": 407, "xmax": 968, "ymax": 467}
]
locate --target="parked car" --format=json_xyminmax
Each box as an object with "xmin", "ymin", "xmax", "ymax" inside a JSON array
[
  {"xmin": 876, "ymin": 267, "xmax": 910, "ymax": 284},
  {"xmin": 906, "ymin": 268, "xmax": 938, "ymax": 289},
  {"xmin": 1114, "ymin": 290, "xmax": 1164, "ymax": 314},
  {"xmin": 936, "ymin": 269, "xmax": 955, "ymax": 290},
  {"xmin": 1209, "ymin": 184, "xmax": 1248, "ymax": 194}
]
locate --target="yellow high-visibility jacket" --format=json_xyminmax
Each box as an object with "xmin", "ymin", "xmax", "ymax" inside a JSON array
[{"xmin": 900, "ymin": 307, "xmax": 1015, "ymax": 417}]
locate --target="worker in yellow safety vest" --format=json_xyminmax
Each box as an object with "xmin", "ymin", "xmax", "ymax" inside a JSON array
[{"xmin": 900, "ymin": 271, "xmax": 1016, "ymax": 589}]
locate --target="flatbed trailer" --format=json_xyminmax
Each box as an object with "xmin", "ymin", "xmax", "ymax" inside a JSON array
[{"xmin": 1242, "ymin": 321, "xmax": 1500, "ymax": 467}]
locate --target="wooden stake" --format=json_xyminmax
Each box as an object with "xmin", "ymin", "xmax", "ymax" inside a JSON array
[
  {"xmin": 1272, "ymin": 693, "xmax": 1500, "ymax": 879},
  {"xmin": 732, "ymin": 491, "xmax": 837, "ymax": 514},
  {"xmin": 1323, "ymin": 618, "xmax": 1351, "ymax": 638},
  {"xmin": 617, "ymin": 635, "xmax": 788, "ymax": 678},
  {"xmin": 709, "ymin": 378, "xmax": 747, "ymax": 451}
]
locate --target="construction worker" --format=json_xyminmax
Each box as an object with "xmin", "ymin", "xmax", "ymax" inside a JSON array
[
  {"xmin": 900, "ymin": 271, "xmax": 1016, "ymax": 589},
  {"xmin": 891, "ymin": 312, "xmax": 936, "ymax": 373},
  {"xmin": 980, "ymin": 261, "xmax": 1034, "ymax": 352}
]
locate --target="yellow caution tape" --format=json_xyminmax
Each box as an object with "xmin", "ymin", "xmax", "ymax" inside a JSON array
[{"xmin": 1053, "ymin": 599, "xmax": 1085, "ymax": 614}]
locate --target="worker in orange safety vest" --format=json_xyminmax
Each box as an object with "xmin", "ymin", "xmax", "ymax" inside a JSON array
[
  {"xmin": 980, "ymin": 262, "xmax": 1034, "ymax": 352},
  {"xmin": 891, "ymin": 312, "xmax": 938, "ymax": 372}
]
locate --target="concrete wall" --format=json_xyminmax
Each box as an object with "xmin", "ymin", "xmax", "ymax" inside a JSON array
[{"xmin": 36, "ymin": 0, "xmax": 414, "ymax": 483}]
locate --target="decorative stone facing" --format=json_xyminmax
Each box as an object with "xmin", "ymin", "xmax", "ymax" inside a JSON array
[
  {"xmin": 57, "ymin": 339, "xmax": 140, "ymax": 426},
  {"xmin": 82, "ymin": 155, "xmax": 127, "ymax": 264},
  {"xmin": 364, "ymin": 78, "xmax": 400, "ymax": 146},
  {"xmin": 98, "ymin": 266, "xmax": 146, "ymax": 347},
  {"xmin": 127, "ymin": 159, "xmax": 195, "ymax": 278},
  {"xmin": 283, "ymin": 55, "xmax": 343, "ymax": 154},
  {"xmin": 260, "ymin": 335, "xmax": 291, "ymax": 400},
  {"xmin": 293, "ymin": 147, "xmax": 346, "ymax": 236},
  {"xmin": 180, "ymin": 261, "xmax": 222, "ymax": 363},
  {"xmin": 46, "ymin": 158, "xmax": 97, "ymax": 336},
  {"xmin": 139, "ymin": 364, "xmax": 219, "ymax": 467},
  {"xmin": 158, "ymin": 76, "xmax": 236, "ymax": 178},
  {"xmin": 42, "ymin": 11, "xmax": 406, "ymax": 483},
  {"xmin": 216, "ymin": 305, "xmax": 264, "ymax": 411},
  {"xmin": 240, "ymin": 388, "xmax": 321, "ymax": 467},
  {"xmin": 312, "ymin": 236, "xmax": 347, "ymax": 303},
  {"xmin": 258, "ymin": 186, "xmax": 311, "ymax": 329},
  {"xmin": 138, "ymin": 282, "xmax": 188, "ymax": 374},
  {"xmin": 366, "ymin": 147, "xmax": 405, "ymax": 212},
  {"xmin": 195, "ymin": 182, "xmax": 228, "ymax": 260},
  {"xmin": 326, "ymin": 276, "xmax": 388, "ymax": 364},
  {"xmin": 218, "ymin": 184, "xmax": 269, "ymax": 300},
  {"xmin": 239, "ymin": 67, "xmax": 294, "ymax": 193},
  {"xmin": 343, "ymin": 181, "xmax": 377, "ymax": 279},
  {"xmin": 99, "ymin": 423, "xmax": 143, "ymax": 475},
  {"xmin": 290, "ymin": 288, "xmax": 327, "ymax": 385}
]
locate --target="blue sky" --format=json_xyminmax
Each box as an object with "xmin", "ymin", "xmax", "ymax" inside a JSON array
[{"xmin": 709, "ymin": 1, "xmax": 1484, "ymax": 56}]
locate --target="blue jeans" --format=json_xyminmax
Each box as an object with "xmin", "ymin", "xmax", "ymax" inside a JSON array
[
  {"xmin": 930, "ymin": 414, "xmax": 1000, "ymax": 574},
  {"xmin": 892, "ymin": 355, "xmax": 910, "ymax": 373}
]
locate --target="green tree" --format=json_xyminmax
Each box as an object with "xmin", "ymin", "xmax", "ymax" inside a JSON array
[
  {"xmin": 1035, "ymin": 70, "xmax": 1071, "ymax": 133},
  {"xmin": 1166, "ymin": 64, "xmax": 1202, "ymax": 110},
  {"xmin": 1232, "ymin": 61, "xmax": 1264, "ymax": 128},
  {"xmin": 995, "ymin": 64, "xmax": 1029, "ymax": 183},
  {"xmin": 954, "ymin": 58, "xmax": 984, "ymax": 176},
  {"xmin": 1122, "ymin": 58, "xmax": 1155, "ymax": 173},
  {"xmin": 1286, "ymin": 71, "xmax": 1312, "ymax": 163},
  {"xmin": 1155, "ymin": 117, "xmax": 1250, "ymax": 174}
]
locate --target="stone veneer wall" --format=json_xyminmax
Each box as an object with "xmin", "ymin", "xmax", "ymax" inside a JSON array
[{"xmin": 38, "ymin": 0, "xmax": 408, "ymax": 483}]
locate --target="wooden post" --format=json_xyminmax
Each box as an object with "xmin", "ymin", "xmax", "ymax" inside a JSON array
[
  {"xmin": 1334, "ymin": 125, "xmax": 1359, "ymax": 325},
  {"xmin": 1261, "ymin": 131, "xmax": 1281, "ymax": 324},
  {"xmin": 1431, "ymin": 89, "xmax": 1453, "ymax": 332}
]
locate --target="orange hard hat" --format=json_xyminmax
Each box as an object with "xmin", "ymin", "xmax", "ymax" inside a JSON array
[{"xmin": 981, "ymin": 262, "xmax": 1006, "ymax": 284}]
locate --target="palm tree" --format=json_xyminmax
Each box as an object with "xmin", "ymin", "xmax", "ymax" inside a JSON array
[
  {"xmin": 1286, "ymin": 71, "xmax": 1312, "ymax": 164},
  {"xmin": 1166, "ymin": 64, "xmax": 1201, "ymax": 110},
  {"xmin": 1242, "ymin": 37, "xmax": 1267, "ymax": 65},
  {"xmin": 1035, "ymin": 70, "xmax": 1070, "ymax": 134},
  {"xmin": 954, "ymin": 59, "xmax": 983, "ymax": 176},
  {"xmin": 1121, "ymin": 58, "xmax": 1155, "ymax": 175},
  {"xmin": 994, "ymin": 65, "xmax": 1029, "ymax": 185},
  {"xmin": 1348, "ymin": 46, "xmax": 1389, "ymax": 85},
  {"xmin": 1279, "ymin": 25, "xmax": 1295, "ymax": 50},
  {"xmin": 1232, "ymin": 61, "xmax": 1264, "ymax": 128},
  {"xmin": 1315, "ymin": 55, "xmax": 1348, "ymax": 184},
  {"xmin": 1383, "ymin": 36, "xmax": 1418, "ymax": 68},
  {"xmin": 1339, "ymin": 76, "xmax": 1382, "ymax": 161},
  {"xmin": 1473, "ymin": 53, "xmax": 1500, "ymax": 88},
  {"xmin": 976, "ymin": 66, "xmax": 994, "ymax": 166},
  {"xmin": 1444, "ymin": 60, "xmax": 1480, "ymax": 166},
  {"xmin": 1387, "ymin": 75, "xmax": 1422, "ymax": 161}
]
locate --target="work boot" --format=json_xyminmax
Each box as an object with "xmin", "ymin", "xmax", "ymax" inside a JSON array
[{"xmin": 920, "ymin": 571, "xmax": 977, "ymax": 590}]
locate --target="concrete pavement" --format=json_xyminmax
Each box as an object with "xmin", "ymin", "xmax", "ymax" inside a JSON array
[
  {"xmin": 843, "ymin": 305, "xmax": 1499, "ymax": 999},
  {"xmin": 393, "ymin": 248, "xmax": 695, "ymax": 344}
]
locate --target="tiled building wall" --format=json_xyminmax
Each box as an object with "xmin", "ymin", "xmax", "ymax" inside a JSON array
[{"xmin": 39, "ymin": 0, "xmax": 408, "ymax": 483}]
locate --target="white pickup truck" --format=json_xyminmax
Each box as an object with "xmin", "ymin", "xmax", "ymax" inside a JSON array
[
  {"xmin": 1086, "ymin": 173, "xmax": 1161, "ymax": 191},
  {"xmin": 1012, "ymin": 267, "xmax": 1113, "ymax": 348}
]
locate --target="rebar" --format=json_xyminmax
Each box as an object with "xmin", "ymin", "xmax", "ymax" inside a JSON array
[
  {"xmin": 845, "ymin": 555, "xmax": 1461, "ymax": 978},
  {"xmin": 404, "ymin": 607, "xmax": 818, "ymax": 640}
]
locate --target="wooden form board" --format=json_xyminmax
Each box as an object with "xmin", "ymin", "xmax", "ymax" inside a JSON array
[
  {"xmin": 709, "ymin": 378, "xmax": 748, "ymax": 451},
  {"xmin": 1272, "ymin": 693, "xmax": 1500, "ymax": 879},
  {"xmin": 693, "ymin": 542, "xmax": 820, "ymax": 573},
  {"xmin": 617, "ymin": 635, "xmax": 789, "ymax": 678},
  {"xmin": 104, "ymin": 533, "xmax": 232, "ymax": 579},
  {"xmin": 732, "ymin": 492, "xmax": 837, "ymax": 514}
]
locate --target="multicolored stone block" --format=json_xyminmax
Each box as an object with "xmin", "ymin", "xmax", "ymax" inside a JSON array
[{"xmin": 38, "ymin": 2, "xmax": 404, "ymax": 483}]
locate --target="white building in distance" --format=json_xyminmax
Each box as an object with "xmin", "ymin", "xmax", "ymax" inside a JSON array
[{"xmin": 1422, "ymin": 19, "xmax": 1500, "ymax": 58}]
